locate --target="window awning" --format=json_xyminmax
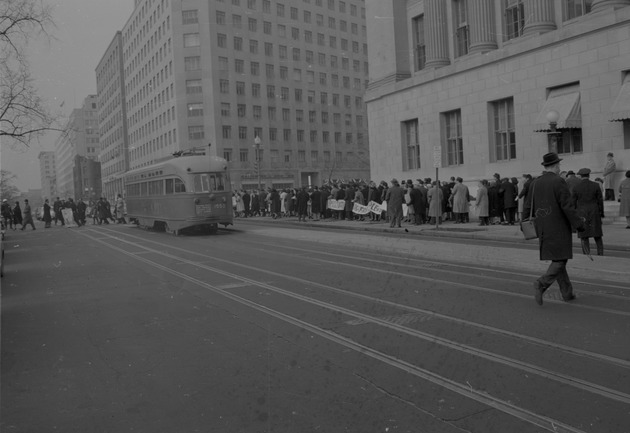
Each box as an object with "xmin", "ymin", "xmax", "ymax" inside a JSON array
[
  {"xmin": 533, "ymin": 89, "xmax": 582, "ymax": 132},
  {"xmin": 609, "ymin": 79, "xmax": 630, "ymax": 122}
]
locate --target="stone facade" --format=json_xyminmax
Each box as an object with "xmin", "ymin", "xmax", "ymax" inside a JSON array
[{"xmin": 365, "ymin": 1, "xmax": 630, "ymax": 191}]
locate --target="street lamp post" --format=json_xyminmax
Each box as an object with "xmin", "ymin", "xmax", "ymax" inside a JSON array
[
  {"xmin": 254, "ymin": 135, "xmax": 262, "ymax": 191},
  {"xmin": 546, "ymin": 110, "xmax": 560, "ymax": 154}
]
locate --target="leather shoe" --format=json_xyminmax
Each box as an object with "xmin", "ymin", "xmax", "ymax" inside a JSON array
[
  {"xmin": 533, "ymin": 281, "xmax": 544, "ymax": 305},
  {"xmin": 563, "ymin": 294, "xmax": 576, "ymax": 302}
]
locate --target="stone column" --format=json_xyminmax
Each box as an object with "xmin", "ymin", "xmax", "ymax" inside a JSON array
[
  {"xmin": 424, "ymin": 0, "xmax": 450, "ymax": 68},
  {"xmin": 592, "ymin": 0, "xmax": 630, "ymax": 12},
  {"xmin": 523, "ymin": 0, "xmax": 557, "ymax": 36},
  {"xmin": 469, "ymin": 0, "xmax": 497, "ymax": 54}
]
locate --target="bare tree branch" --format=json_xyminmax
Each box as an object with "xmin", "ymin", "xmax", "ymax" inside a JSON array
[{"xmin": 0, "ymin": 0, "xmax": 60, "ymax": 149}]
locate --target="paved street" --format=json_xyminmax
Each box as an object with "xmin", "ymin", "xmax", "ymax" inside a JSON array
[{"xmin": 2, "ymin": 220, "xmax": 629, "ymax": 433}]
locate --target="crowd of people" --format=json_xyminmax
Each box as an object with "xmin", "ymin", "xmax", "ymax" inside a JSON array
[
  {"xmin": 229, "ymin": 166, "xmax": 629, "ymax": 231},
  {"xmin": 1, "ymin": 195, "xmax": 128, "ymax": 230}
]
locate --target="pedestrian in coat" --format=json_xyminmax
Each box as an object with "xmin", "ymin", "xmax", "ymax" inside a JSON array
[
  {"xmin": 311, "ymin": 187, "xmax": 321, "ymax": 219},
  {"xmin": 43, "ymin": 199, "xmax": 52, "ymax": 228},
  {"xmin": 296, "ymin": 188, "xmax": 310, "ymax": 222},
  {"xmin": 242, "ymin": 190, "xmax": 251, "ymax": 217},
  {"xmin": 487, "ymin": 181, "xmax": 500, "ymax": 224},
  {"xmin": 115, "ymin": 194, "xmax": 127, "ymax": 224},
  {"xmin": 409, "ymin": 182, "xmax": 426, "ymax": 225},
  {"xmin": 385, "ymin": 179, "xmax": 405, "ymax": 228},
  {"xmin": 13, "ymin": 201, "xmax": 22, "ymax": 227},
  {"xmin": 450, "ymin": 177, "xmax": 470, "ymax": 223},
  {"xmin": 619, "ymin": 171, "xmax": 630, "ymax": 229},
  {"xmin": 500, "ymin": 178, "xmax": 517, "ymax": 225},
  {"xmin": 1, "ymin": 199, "xmax": 14, "ymax": 230},
  {"xmin": 427, "ymin": 183, "xmax": 444, "ymax": 224},
  {"xmin": 572, "ymin": 168, "xmax": 604, "ymax": 256},
  {"xmin": 258, "ymin": 190, "xmax": 267, "ymax": 216},
  {"xmin": 476, "ymin": 180, "xmax": 489, "ymax": 226},
  {"xmin": 53, "ymin": 197, "xmax": 65, "ymax": 226},
  {"xmin": 20, "ymin": 199, "xmax": 36, "ymax": 230},
  {"xmin": 97, "ymin": 198, "xmax": 110, "ymax": 224},
  {"xmin": 269, "ymin": 189, "xmax": 281, "ymax": 218},
  {"xmin": 518, "ymin": 174, "xmax": 533, "ymax": 221},
  {"xmin": 603, "ymin": 152, "xmax": 616, "ymax": 200},
  {"xmin": 77, "ymin": 199, "xmax": 87, "ymax": 226},
  {"xmin": 531, "ymin": 153, "xmax": 585, "ymax": 306},
  {"xmin": 353, "ymin": 186, "xmax": 365, "ymax": 221}
]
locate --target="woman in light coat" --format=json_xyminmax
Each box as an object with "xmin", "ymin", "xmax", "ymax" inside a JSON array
[
  {"xmin": 427, "ymin": 182, "xmax": 443, "ymax": 224},
  {"xmin": 450, "ymin": 177, "xmax": 470, "ymax": 223},
  {"xmin": 476, "ymin": 180, "xmax": 489, "ymax": 226}
]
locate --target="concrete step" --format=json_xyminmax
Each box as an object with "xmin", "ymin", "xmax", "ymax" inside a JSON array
[{"xmin": 602, "ymin": 201, "xmax": 625, "ymax": 224}]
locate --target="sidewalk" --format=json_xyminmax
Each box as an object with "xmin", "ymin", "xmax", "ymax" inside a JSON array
[{"xmin": 237, "ymin": 214, "xmax": 630, "ymax": 251}]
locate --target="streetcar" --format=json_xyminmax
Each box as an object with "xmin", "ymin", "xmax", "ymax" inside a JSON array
[{"xmin": 123, "ymin": 149, "xmax": 233, "ymax": 234}]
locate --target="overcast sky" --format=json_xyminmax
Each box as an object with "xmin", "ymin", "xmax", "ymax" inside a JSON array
[{"xmin": 2, "ymin": 0, "xmax": 133, "ymax": 192}]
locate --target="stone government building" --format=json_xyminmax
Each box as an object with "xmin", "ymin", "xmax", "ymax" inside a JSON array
[{"xmin": 365, "ymin": 0, "xmax": 630, "ymax": 191}]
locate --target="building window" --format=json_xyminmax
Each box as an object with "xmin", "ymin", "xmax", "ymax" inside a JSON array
[
  {"xmin": 216, "ymin": 11, "xmax": 226, "ymax": 25},
  {"xmin": 183, "ymin": 33, "xmax": 200, "ymax": 47},
  {"xmin": 233, "ymin": 14, "xmax": 242, "ymax": 28},
  {"xmin": 250, "ymin": 40, "xmax": 258, "ymax": 54},
  {"xmin": 186, "ymin": 79, "xmax": 202, "ymax": 94},
  {"xmin": 264, "ymin": 21, "xmax": 272, "ymax": 34},
  {"xmin": 221, "ymin": 103, "xmax": 231, "ymax": 117},
  {"xmin": 252, "ymin": 83, "xmax": 261, "ymax": 97},
  {"xmin": 182, "ymin": 10, "xmax": 198, "ymax": 25},
  {"xmin": 223, "ymin": 149, "xmax": 232, "ymax": 161},
  {"xmin": 253, "ymin": 105, "xmax": 262, "ymax": 119},
  {"xmin": 563, "ymin": 0, "xmax": 592, "ymax": 20},
  {"xmin": 240, "ymin": 149, "xmax": 248, "ymax": 162},
  {"xmin": 235, "ymin": 59, "xmax": 244, "ymax": 73},
  {"xmin": 504, "ymin": 0, "xmax": 525, "ymax": 41},
  {"xmin": 237, "ymin": 104, "xmax": 246, "ymax": 117},
  {"xmin": 557, "ymin": 130, "xmax": 583, "ymax": 155},
  {"xmin": 187, "ymin": 103, "xmax": 204, "ymax": 117},
  {"xmin": 412, "ymin": 15, "xmax": 426, "ymax": 71},
  {"xmin": 184, "ymin": 56, "xmax": 201, "ymax": 71},
  {"xmin": 236, "ymin": 81, "xmax": 245, "ymax": 95},
  {"xmin": 188, "ymin": 125, "xmax": 205, "ymax": 140},
  {"xmin": 248, "ymin": 18, "xmax": 257, "ymax": 32},
  {"xmin": 217, "ymin": 33, "xmax": 227, "ymax": 48},
  {"xmin": 492, "ymin": 98, "xmax": 516, "ymax": 161},
  {"xmin": 239, "ymin": 126, "xmax": 248, "ymax": 139},
  {"xmin": 444, "ymin": 110, "xmax": 463, "ymax": 166},
  {"xmin": 453, "ymin": 0, "xmax": 469, "ymax": 57},
  {"xmin": 234, "ymin": 37, "xmax": 243, "ymax": 51},
  {"xmin": 222, "ymin": 126, "xmax": 232, "ymax": 139},
  {"xmin": 251, "ymin": 61, "xmax": 260, "ymax": 76}
]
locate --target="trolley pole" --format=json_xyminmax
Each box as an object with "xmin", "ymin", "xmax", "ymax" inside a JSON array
[{"xmin": 254, "ymin": 135, "xmax": 262, "ymax": 191}]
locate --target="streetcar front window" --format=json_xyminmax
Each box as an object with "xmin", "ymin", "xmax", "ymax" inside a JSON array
[{"xmin": 193, "ymin": 173, "xmax": 227, "ymax": 192}]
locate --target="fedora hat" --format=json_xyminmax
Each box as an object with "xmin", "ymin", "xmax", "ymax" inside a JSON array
[
  {"xmin": 541, "ymin": 152, "xmax": 562, "ymax": 166},
  {"xmin": 577, "ymin": 168, "xmax": 591, "ymax": 176}
]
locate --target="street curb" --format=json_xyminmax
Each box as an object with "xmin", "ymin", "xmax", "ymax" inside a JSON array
[{"xmin": 235, "ymin": 217, "xmax": 630, "ymax": 252}]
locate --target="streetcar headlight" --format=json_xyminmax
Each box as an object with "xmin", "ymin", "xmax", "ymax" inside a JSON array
[{"xmin": 194, "ymin": 198, "xmax": 200, "ymax": 204}]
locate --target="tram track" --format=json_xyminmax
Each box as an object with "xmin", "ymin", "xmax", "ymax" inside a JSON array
[
  {"xmin": 88, "ymin": 226, "xmax": 630, "ymax": 369},
  {"xmin": 77, "ymin": 227, "xmax": 629, "ymax": 433}
]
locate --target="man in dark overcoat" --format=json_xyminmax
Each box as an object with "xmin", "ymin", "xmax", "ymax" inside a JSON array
[
  {"xmin": 385, "ymin": 179, "xmax": 405, "ymax": 228},
  {"xmin": 242, "ymin": 190, "xmax": 251, "ymax": 217},
  {"xmin": 500, "ymin": 178, "xmax": 517, "ymax": 225},
  {"xmin": 409, "ymin": 181, "xmax": 427, "ymax": 225},
  {"xmin": 529, "ymin": 153, "xmax": 585, "ymax": 306},
  {"xmin": 310, "ymin": 187, "xmax": 321, "ymax": 220},
  {"xmin": 572, "ymin": 168, "xmax": 604, "ymax": 255}
]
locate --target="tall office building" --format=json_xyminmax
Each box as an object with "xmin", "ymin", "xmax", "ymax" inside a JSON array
[
  {"xmin": 365, "ymin": 0, "xmax": 630, "ymax": 188},
  {"xmin": 96, "ymin": 31, "xmax": 130, "ymax": 200},
  {"xmin": 108, "ymin": 0, "xmax": 370, "ymax": 191},
  {"xmin": 38, "ymin": 151, "xmax": 56, "ymax": 200},
  {"xmin": 54, "ymin": 95, "xmax": 101, "ymax": 199}
]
